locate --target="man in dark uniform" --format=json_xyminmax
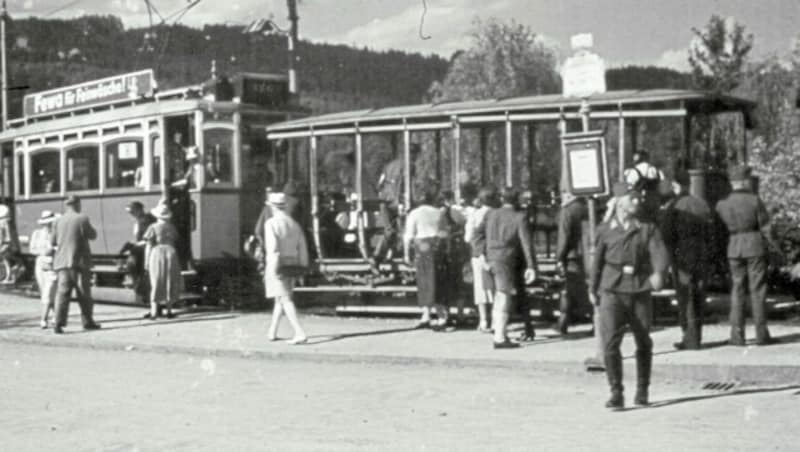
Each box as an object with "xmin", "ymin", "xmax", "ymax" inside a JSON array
[
  {"xmin": 715, "ymin": 165, "xmax": 773, "ymax": 346},
  {"xmin": 372, "ymin": 144, "xmax": 421, "ymax": 270},
  {"xmin": 661, "ymin": 170, "xmax": 712, "ymax": 350},
  {"xmin": 476, "ymin": 187, "xmax": 537, "ymax": 349},
  {"xmin": 555, "ymin": 192, "xmax": 590, "ymax": 335},
  {"xmin": 591, "ymin": 181, "xmax": 669, "ymax": 409}
]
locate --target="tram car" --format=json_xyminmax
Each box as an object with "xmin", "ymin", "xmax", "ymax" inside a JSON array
[{"xmin": 0, "ymin": 69, "xmax": 304, "ymax": 296}]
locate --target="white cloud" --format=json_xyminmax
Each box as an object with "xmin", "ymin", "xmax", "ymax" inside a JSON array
[{"xmin": 654, "ymin": 47, "xmax": 691, "ymax": 72}]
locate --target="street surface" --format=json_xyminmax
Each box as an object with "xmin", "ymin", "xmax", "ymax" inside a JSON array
[{"xmin": 2, "ymin": 342, "xmax": 798, "ymax": 452}]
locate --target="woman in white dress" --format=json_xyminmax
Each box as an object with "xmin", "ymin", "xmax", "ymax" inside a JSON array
[
  {"xmin": 30, "ymin": 210, "xmax": 59, "ymax": 328},
  {"xmin": 264, "ymin": 192, "xmax": 310, "ymax": 344}
]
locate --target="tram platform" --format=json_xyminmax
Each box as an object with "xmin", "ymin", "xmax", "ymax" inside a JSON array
[{"xmin": 0, "ymin": 288, "xmax": 799, "ymax": 386}]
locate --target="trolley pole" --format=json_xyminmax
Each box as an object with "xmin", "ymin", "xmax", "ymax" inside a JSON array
[
  {"xmin": 286, "ymin": 0, "xmax": 299, "ymax": 95},
  {"xmin": 1, "ymin": 0, "xmax": 8, "ymax": 131}
]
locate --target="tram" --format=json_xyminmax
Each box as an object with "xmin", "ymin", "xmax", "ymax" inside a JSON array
[
  {"xmin": 0, "ymin": 69, "xmax": 304, "ymax": 294},
  {"xmin": 266, "ymin": 89, "xmax": 755, "ymax": 309}
]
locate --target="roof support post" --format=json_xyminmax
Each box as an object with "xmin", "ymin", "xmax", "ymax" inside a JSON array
[
  {"xmin": 479, "ymin": 127, "xmax": 487, "ymax": 185},
  {"xmin": 504, "ymin": 111, "xmax": 512, "ymax": 187},
  {"xmin": 617, "ymin": 103, "xmax": 625, "ymax": 181},
  {"xmin": 558, "ymin": 108, "xmax": 567, "ymax": 192},
  {"xmin": 354, "ymin": 124, "xmax": 370, "ymax": 261},
  {"xmin": 403, "ymin": 118, "xmax": 411, "ymax": 213},
  {"xmin": 452, "ymin": 116, "xmax": 461, "ymax": 203},
  {"xmin": 309, "ymin": 130, "xmax": 323, "ymax": 261},
  {"xmin": 434, "ymin": 130, "xmax": 442, "ymax": 182},
  {"xmin": 683, "ymin": 113, "xmax": 692, "ymax": 167},
  {"xmin": 630, "ymin": 119, "xmax": 639, "ymax": 158}
]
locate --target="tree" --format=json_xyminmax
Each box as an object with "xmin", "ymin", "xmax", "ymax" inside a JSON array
[
  {"xmin": 689, "ymin": 15, "xmax": 753, "ymax": 94},
  {"xmin": 424, "ymin": 18, "xmax": 561, "ymax": 197}
]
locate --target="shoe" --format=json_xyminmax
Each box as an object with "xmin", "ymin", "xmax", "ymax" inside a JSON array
[
  {"xmin": 142, "ymin": 312, "xmax": 153, "ymax": 319},
  {"xmin": 415, "ymin": 320, "xmax": 431, "ymax": 329},
  {"xmin": 584, "ymin": 357, "xmax": 605, "ymax": 372},
  {"xmin": 634, "ymin": 388, "xmax": 649, "ymax": 406},
  {"xmin": 755, "ymin": 337, "xmax": 777, "ymax": 346},
  {"xmin": 605, "ymin": 392, "xmax": 624, "ymax": 410},
  {"xmin": 493, "ymin": 340, "xmax": 520, "ymax": 349},
  {"xmin": 728, "ymin": 339, "xmax": 746, "ymax": 347},
  {"xmin": 287, "ymin": 337, "xmax": 308, "ymax": 345},
  {"xmin": 518, "ymin": 329, "xmax": 536, "ymax": 342},
  {"xmin": 54, "ymin": 326, "xmax": 64, "ymax": 334},
  {"xmin": 267, "ymin": 336, "xmax": 279, "ymax": 342},
  {"xmin": 477, "ymin": 324, "xmax": 492, "ymax": 333},
  {"xmin": 165, "ymin": 312, "xmax": 176, "ymax": 319},
  {"xmin": 673, "ymin": 341, "xmax": 685, "ymax": 350},
  {"xmin": 40, "ymin": 320, "xmax": 48, "ymax": 329},
  {"xmin": 83, "ymin": 322, "xmax": 102, "ymax": 331}
]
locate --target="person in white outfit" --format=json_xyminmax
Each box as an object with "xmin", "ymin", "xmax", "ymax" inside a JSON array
[
  {"xmin": 464, "ymin": 187, "xmax": 496, "ymax": 332},
  {"xmin": 30, "ymin": 210, "xmax": 59, "ymax": 328},
  {"xmin": 264, "ymin": 192, "xmax": 310, "ymax": 344}
]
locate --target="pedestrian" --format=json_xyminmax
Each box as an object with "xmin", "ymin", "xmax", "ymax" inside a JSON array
[
  {"xmin": 661, "ymin": 170, "xmax": 712, "ymax": 350},
  {"xmin": 143, "ymin": 201, "xmax": 182, "ymax": 320},
  {"xmin": 0, "ymin": 204, "xmax": 14, "ymax": 283},
  {"xmin": 404, "ymin": 184, "xmax": 449, "ymax": 330},
  {"xmin": 591, "ymin": 181, "xmax": 669, "ymax": 409},
  {"xmin": 125, "ymin": 201, "xmax": 156, "ymax": 306},
  {"xmin": 30, "ymin": 210, "xmax": 59, "ymax": 328},
  {"xmin": 555, "ymin": 191, "xmax": 590, "ymax": 335},
  {"xmin": 476, "ymin": 187, "xmax": 537, "ymax": 349},
  {"xmin": 623, "ymin": 150, "xmax": 665, "ymax": 221},
  {"xmin": 715, "ymin": 165, "xmax": 774, "ymax": 346},
  {"xmin": 440, "ymin": 189, "xmax": 468, "ymax": 326},
  {"xmin": 264, "ymin": 192, "xmax": 310, "ymax": 345},
  {"xmin": 254, "ymin": 185, "xmax": 274, "ymax": 259},
  {"xmin": 51, "ymin": 195, "xmax": 101, "ymax": 334},
  {"xmin": 464, "ymin": 186, "xmax": 496, "ymax": 333},
  {"xmin": 372, "ymin": 143, "xmax": 421, "ymax": 271}
]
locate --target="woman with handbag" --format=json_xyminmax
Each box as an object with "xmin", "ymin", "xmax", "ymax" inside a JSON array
[
  {"xmin": 143, "ymin": 201, "xmax": 182, "ymax": 319},
  {"xmin": 264, "ymin": 192, "xmax": 310, "ymax": 344}
]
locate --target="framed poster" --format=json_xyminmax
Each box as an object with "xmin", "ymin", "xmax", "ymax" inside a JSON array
[{"xmin": 561, "ymin": 130, "xmax": 609, "ymax": 196}]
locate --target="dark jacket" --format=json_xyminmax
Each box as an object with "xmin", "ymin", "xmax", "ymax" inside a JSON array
[
  {"xmin": 476, "ymin": 205, "xmax": 536, "ymax": 270},
  {"xmin": 591, "ymin": 217, "xmax": 669, "ymax": 295},
  {"xmin": 556, "ymin": 198, "xmax": 588, "ymax": 267},
  {"xmin": 51, "ymin": 210, "xmax": 97, "ymax": 271},
  {"xmin": 661, "ymin": 193, "xmax": 712, "ymax": 272},
  {"xmin": 715, "ymin": 189, "xmax": 770, "ymax": 258}
]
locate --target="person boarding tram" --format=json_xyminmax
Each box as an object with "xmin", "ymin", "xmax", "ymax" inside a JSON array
[
  {"xmin": 591, "ymin": 181, "xmax": 669, "ymax": 409},
  {"xmin": 476, "ymin": 187, "xmax": 538, "ymax": 349},
  {"xmin": 715, "ymin": 165, "xmax": 775, "ymax": 346}
]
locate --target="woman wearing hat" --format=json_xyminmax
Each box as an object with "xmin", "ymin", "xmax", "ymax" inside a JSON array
[
  {"xmin": 143, "ymin": 201, "xmax": 182, "ymax": 319},
  {"xmin": 29, "ymin": 210, "xmax": 59, "ymax": 328},
  {"xmin": 264, "ymin": 192, "xmax": 310, "ymax": 344}
]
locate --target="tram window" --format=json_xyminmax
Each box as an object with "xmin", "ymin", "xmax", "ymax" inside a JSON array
[
  {"xmin": 203, "ymin": 128, "xmax": 233, "ymax": 184},
  {"xmin": 151, "ymin": 135, "xmax": 162, "ymax": 186},
  {"xmin": 66, "ymin": 145, "xmax": 99, "ymax": 191},
  {"xmin": 105, "ymin": 140, "xmax": 144, "ymax": 189},
  {"xmin": 31, "ymin": 150, "xmax": 60, "ymax": 195}
]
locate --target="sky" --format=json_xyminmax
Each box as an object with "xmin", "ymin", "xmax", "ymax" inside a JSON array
[{"xmin": 6, "ymin": 0, "xmax": 800, "ymax": 70}]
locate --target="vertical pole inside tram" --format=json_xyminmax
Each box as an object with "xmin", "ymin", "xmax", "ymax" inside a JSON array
[
  {"xmin": 434, "ymin": 130, "xmax": 442, "ymax": 182},
  {"xmin": 505, "ymin": 112, "xmax": 512, "ymax": 188},
  {"xmin": 355, "ymin": 126, "xmax": 369, "ymax": 261},
  {"xmin": 309, "ymin": 132, "xmax": 323, "ymax": 261},
  {"xmin": 617, "ymin": 104, "xmax": 625, "ymax": 181},
  {"xmin": 403, "ymin": 119, "xmax": 411, "ymax": 262},
  {"xmin": 452, "ymin": 116, "xmax": 461, "ymax": 204}
]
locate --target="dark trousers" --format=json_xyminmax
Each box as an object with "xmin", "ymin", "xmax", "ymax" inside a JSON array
[
  {"xmin": 559, "ymin": 262, "xmax": 590, "ymax": 331},
  {"xmin": 600, "ymin": 291, "xmax": 653, "ymax": 393},
  {"xmin": 373, "ymin": 203, "xmax": 399, "ymax": 262},
  {"xmin": 729, "ymin": 256, "xmax": 770, "ymax": 343},
  {"xmin": 54, "ymin": 268, "xmax": 95, "ymax": 328},
  {"xmin": 674, "ymin": 268, "xmax": 704, "ymax": 349},
  {"xmin": 128, "ymin": 248, "xmax": 149, "ymax": 304}
]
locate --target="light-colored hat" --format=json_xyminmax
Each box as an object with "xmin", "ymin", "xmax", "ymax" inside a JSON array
[
  {"xmin": 268, "ymin": 192, "xmax": 286, "ymax": 208},
  {"xmin": 37, "ymin": 210, "xmax": 59, "ymax": 225},
  {"xmin": 150, "ymin": 203, "xmax": 173, "ymax": 220},
  {"xmin": 0, "ymin": 204, "xmax": 9, "ymax": 219}
]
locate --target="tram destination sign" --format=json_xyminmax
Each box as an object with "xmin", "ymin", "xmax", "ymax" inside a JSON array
[
  {"xmin": 232, "ymin": 73, "xmax": 290, "ymax": 107},
  {"xmin": 23, "ymin": 69, "xmax": 155, "ymax": 118}
]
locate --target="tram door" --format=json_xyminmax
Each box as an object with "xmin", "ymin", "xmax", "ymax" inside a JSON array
[
  {"xmin": 164, "ymin": 115, "xmax": 195, "ymax": 269},
  {"xmin": 0, "ymin": 142, "xmax": 11, "ymax": 202}
]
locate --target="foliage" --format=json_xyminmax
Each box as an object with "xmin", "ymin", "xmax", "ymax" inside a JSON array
[{"xmin": 688, "ymin": 15, "xmax": 754, "ymax": 94}]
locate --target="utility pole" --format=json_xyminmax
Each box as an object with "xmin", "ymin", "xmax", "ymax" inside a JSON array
[
  {"xmin": 1, "ymin": 0, "xmax": 8, "ymax": 130},
  {"xmin": 286, "ymin": 0, "xmax": 299, "ymax": 95}
]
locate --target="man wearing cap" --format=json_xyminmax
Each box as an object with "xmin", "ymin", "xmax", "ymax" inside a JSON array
[
  {"xmin": 661, "ymin": 170, "xmax": 712, "ymax": 350},
  {"xmin": 125, "ymin": 201, "xmax": 156, "ymax": 305},
  {"xmin": 51, "ymin": 195, "xmax": 101, "ymax": 333},
  {"xmin": 591, "ymin": 181, "xmax": 669, "ymax": 409},
  {"xmin": 715, "ymin": 166, "xmax": 773, "ymax": 346},
  {"xmin": 555, "ymin": 191, "xmax": 590, "ymax": 335},
  {"xmin": 372, "ymin": 143, "xmax": 422, "ymax": 270},
  {"xmin": 476, "ymin": 186, "xmax": 537, "ymax": 349}
]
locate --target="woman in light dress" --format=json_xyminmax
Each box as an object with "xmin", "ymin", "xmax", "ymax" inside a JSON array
[
  {"xmin": 264, "ymin": 192, "xmax": 310, "ymax": 345},
  {"xmin": 29, "ymin": 210, "xmax": 59, "ymax": 328},
  {"xmin": 143, "ymin": 201, "xmax": 182, "ymax": 319}
]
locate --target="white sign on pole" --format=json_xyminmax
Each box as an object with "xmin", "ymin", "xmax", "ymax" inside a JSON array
[{"xmin": 561, "ymin": 34, "xmax": 607, "ymax": 99}]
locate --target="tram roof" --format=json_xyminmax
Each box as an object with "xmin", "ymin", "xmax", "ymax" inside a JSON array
[{"xmin": 267, "ymin": 89, "xmax": 755, "ymax": 138}]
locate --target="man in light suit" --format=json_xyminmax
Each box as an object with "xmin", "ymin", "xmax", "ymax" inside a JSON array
[{"xmin": 51, "ymin": 195, "xmax": 101, "ymax": 334}]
